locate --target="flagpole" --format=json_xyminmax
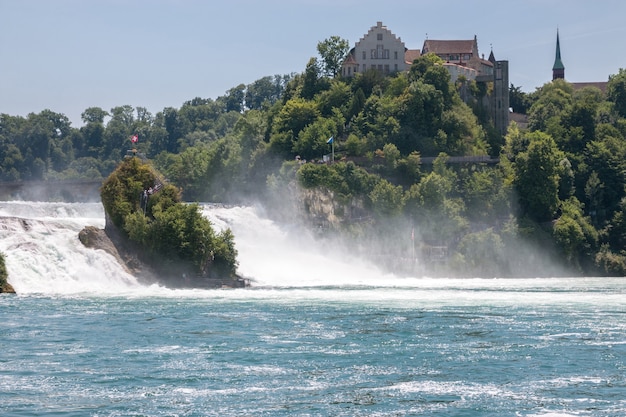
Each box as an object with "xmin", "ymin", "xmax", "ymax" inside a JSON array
[{"xmin": 327, "ymin": 136, "xmax": 334, "ymax": 163}]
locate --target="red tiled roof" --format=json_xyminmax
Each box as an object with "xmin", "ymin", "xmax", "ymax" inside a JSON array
[
  {"xmin": 343, "ymin": 51, "xmax": 357, "ymax": 65},
  {"xmin": 571, "ymin": 82, "xmax": 608, "ymax": 93},
  {"xmin": 404, "ymin": 49, "xmax": 421, "ymax": 64},
  {"xmin": 423, "ymin": 39, "xmax": 474, "ymax": 55}
]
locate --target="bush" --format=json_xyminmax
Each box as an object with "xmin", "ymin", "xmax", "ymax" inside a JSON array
[{"xmin": 0, "ymin": 252, "xmax": 8, "ymax": 287}]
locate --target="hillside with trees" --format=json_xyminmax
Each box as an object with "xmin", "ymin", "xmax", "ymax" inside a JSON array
[{"xmin": 2, "ymin": 37, "xmax": 626, "ymax": 277}]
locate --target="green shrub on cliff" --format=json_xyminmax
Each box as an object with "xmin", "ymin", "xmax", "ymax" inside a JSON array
[
  {"xmin": 0, "ymin": 251, "xmax": 14, "ymax": 293},
  {"xmin": 101, "ymin": 157, "xmax": 238, "ymax": 278},
  {"xmin": 0, "ymin": 252, "xmax": 8, "ymax": 287}
]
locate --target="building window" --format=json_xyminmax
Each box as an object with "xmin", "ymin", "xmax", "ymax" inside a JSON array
[
  {"xmin": 384, "ymin": 64, "xmax": 389, "ymax": 74},
  {"xmin": 394, "ymin": 51, "xmax": 398, "ymax": 60},
  {"xmin": 377, "ymin": 33, "xmax": 383, "ymax": 41},
  {"xmin": 394, "ymin": 64, "xmax": 398, "ymax": 72},
  {"xmin": 362, "ymin": 51, "xmax": 366, "ymax": 60}
]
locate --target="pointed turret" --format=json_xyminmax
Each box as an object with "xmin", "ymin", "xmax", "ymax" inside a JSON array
[{"xmin": 552, "ymin": 29, "xmax": 565, "ymax": 80}]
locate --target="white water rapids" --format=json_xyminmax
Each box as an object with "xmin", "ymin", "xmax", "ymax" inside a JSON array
[{"xmin": 1, "ymin": 201, "xmax": 624, "ymax": 309}]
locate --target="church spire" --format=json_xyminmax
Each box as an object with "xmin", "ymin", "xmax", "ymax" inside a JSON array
[{"xmin": 552, "ymin": 29, "xmax": 565, "ymax": 80}]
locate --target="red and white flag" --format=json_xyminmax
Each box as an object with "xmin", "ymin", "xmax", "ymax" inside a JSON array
[{"xmin": 131, "ymin": 134, "xmax": 138, "ymax": 143}]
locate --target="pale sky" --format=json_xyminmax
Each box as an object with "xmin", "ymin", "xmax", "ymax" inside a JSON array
[{"xmin": 1, "ymin": 0, "xmax": 625, "ymax": 127}]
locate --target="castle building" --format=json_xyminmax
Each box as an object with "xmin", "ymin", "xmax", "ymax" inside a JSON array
[
  {"xmin": 341, "ymin": 22, "xmax": 510, "ymax": 136},
  {"xmin": 421, "ymin": 35, "xmax": 494, "ymax": 82},
  {"xmin": 340, "ymin": 21, "xmax": 421, "ymax": 77}
]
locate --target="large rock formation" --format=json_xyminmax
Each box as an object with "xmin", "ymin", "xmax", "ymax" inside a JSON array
[
  {"xmin": 78, "ymin": 157, "xmax": 247, "ymax": 289},
  {"xmin": 0, "ymin": 281, "xmax": 15, "ymax": 294},
  {"xmin": 0, "ymin": 253, "xmax": 15, "ymax": 294},
  {"xmin": 79, "ymin": 215, "xmax": 248, "ymax": 289}
]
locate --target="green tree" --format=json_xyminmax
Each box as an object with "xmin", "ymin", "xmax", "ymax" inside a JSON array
[
  {"xmin": 293, "ymin": 118, "xmax": 335, "ymax": 161},
  {"xmin": 553, "ymin": 197, "xmax": 598, "ymax": 270},
  {"xmin": 81, "ymin": 107, "xmax": 109, "ymax": 124},
  {"xmin": 80, "ymin": 121, "xmax": 105, "ymax": 158},
  {"xmin": 607, "ymin": 68, "xmax": 626, "ymax": 118},
  {"xmin": 316, "ymin": 79, "xmax": 351, "ymax": 117},
  {"xmin": 302, "ymin": 57, "xmax": 323, "ymax": 100},
  {"xmin": 513, "ymin": 132, "xmax": 564, "ymax": 222},
  {"xmin": 369, "ymin": 178, "xmax": 405, "ymax": 217},
  {"xmin": 527, "ymin": 79, "xmax": 572, "ymax": 132},
  {"xmin": 583, "ymin": 136, "xmax": 626, "ymax": 224},
  {"xmin": 607, "ymin": 197, "xmax": 626, "ymax": 250},
  {"xmin": 457, "ymin": 229, "xmax": 506, "ymax": 277},
  {"xmin": 316, "ymin": 35, "xmax": 350, "ymax": 77},
  {"xmin": 270, "ymin": 98, "xmax": 320, "ymax": 157},
  {"xmin": 160, "ymin": 107, "xmax": 185, "ymax": 154},
  {"xmin": 382, "ymin": 143, "xmax": 401, "ymax": 171},
  {"xmin": 509, "ymin": 83, "xmax": 529, "ymax": 114},
  {"xmin": 245, "ymin": 75, "xmax": 288, "ymax": 110},
  {"xmin": 462, "ymin": 168, "xmax": 507, "ymax": 222},
  {"xmin": 224, "ymin": 84, "xmax": 246, "ymax": 113},
  {"xmin": 396, "ymin": 151, "xmax": 422, "ymax": 186}
]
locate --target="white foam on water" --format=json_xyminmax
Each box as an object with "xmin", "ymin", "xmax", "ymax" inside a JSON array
[
  {"xmin": 2, "ymin": 201, "xmax": 625, "ymax": 308},
  {"xmin": 0, "ymin": 201, "xmax": 140, "ymax": 295}
]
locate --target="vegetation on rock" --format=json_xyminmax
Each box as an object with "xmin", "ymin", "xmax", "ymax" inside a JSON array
[
  {"xmin": 100, "ymin": 157, "xmax": 238, "ymax": 281},
  {"xmin": 0, "ymin": 252, "xmax": 15, "ymax": 293}
]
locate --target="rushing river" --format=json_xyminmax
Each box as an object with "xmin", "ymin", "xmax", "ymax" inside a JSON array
[{"xmin": 1, "ymin": 201, "xmax": 624, "ymax": 416}]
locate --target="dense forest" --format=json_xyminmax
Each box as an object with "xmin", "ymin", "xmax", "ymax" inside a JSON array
[{"xmin": 2, "ymin": 38, "xmax": 626, "ymax": 277}]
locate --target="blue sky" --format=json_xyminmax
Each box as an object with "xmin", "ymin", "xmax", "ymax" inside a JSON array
[{"xmin": 1, "ymin": 0, "xmax": 625, "ymax": 126}]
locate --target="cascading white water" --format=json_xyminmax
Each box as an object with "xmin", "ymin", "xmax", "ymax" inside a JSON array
[
  {"xmin": 0, "ymin": 201, "xmax": 394, "ymax": 295},
  {"xmin": 201, "ymin": 204, "xmax": 396, "ymax": 288},
  {"xmin": 2, "ymin": 201, "xmax": 623, "ymax": 306},
  {"xmin": 0, "ymin": 201, "xmax": 140, "ymax": 295}
]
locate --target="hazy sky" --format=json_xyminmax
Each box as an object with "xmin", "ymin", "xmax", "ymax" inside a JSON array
[{"xmin": 1, "ymin": 0, "xmax": 625, "ymax": 126}]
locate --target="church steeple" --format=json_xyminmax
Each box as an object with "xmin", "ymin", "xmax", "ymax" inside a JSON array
[{"xmin": 552, "ymin": 29, "xmax": 565, "ymax": 80}]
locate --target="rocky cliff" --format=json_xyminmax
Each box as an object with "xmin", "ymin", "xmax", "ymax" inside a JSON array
[
  {"xmin": 297, "ymin": 186, "xmax": 369, "ymax": 230},
  {"xmin": 78, "ymin": 214, "xmax": 248, "ymax": 289}
]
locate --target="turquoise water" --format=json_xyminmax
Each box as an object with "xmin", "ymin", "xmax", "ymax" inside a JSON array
[
  {"xmin": 1, "ymin": 202, "xmax": 625, "ymax": 416},
  {"xmin": 2, "ymin": 282, "xmax": 625, "ymax": 417}
]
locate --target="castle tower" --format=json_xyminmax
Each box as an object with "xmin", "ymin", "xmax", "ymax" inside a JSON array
[{"xmin": 552, "ymin": 29, "xmax": 565, "ymax": 80}]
